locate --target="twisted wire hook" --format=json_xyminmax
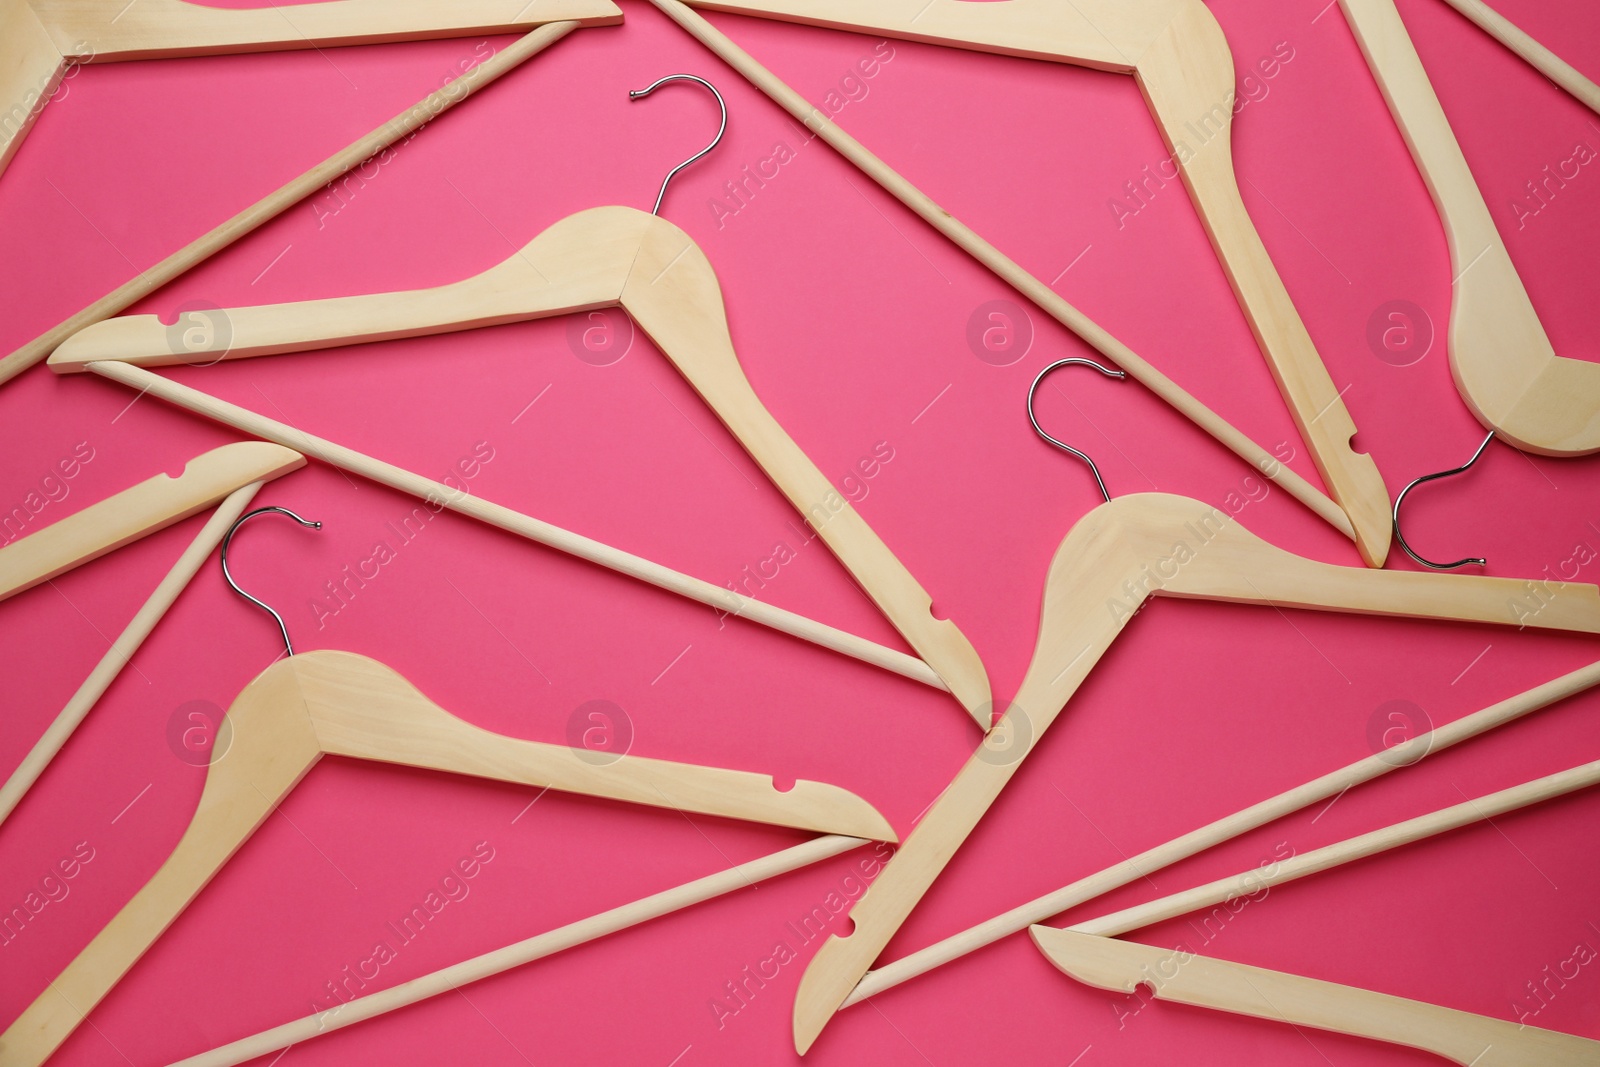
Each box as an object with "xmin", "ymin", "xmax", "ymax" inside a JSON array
[
  {"xmin": 220, "ymin": 505, "xmax": 322, "ymax": 658},
  {"xmin": 1026, "ymin": 358, "xmax": 1128, "ymax": 503},
  {"xmin": 628, "ymin": 74, "xmax": 727, "ymax": 216},
  {"xmin": 1391, "ymin": 431, "xmax": 1496, "ymax": 570}
]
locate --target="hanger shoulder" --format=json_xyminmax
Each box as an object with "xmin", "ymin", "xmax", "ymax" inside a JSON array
[
  {"xmin": 622, "ymin": 218, "xmax": 993, "ymax": 724},
  {"xmin": 0, "ymin": 0, "xmax": 63, "ymax": 175},
  {"xmin": 0, "ymin": 660, "xmax": 322, "ymax": 1067},
  {"xmin": 678, "ymin": 0, "xmax": 1186, "ymax": 71},
  {"xmin": 47, "ymin": 205, "xmax": 649, "ymax": 373},
  {"xmin": 1102, "ymin": 493, "xmax": 1600, "ymax": 631},
  {"xmin": 32, "ymin": 0, "xmax": 621, "ymax": 63},
  {"xmin": 1341, "ymin": 0, "xmax": 1600, "ymax": 457},
  {"xmin": 0, "ymin": 441, "xmax": 304, "ymax": 603},
  {"xmin": 1031, "ymin": 928, "xmax": 1599, "ymax": 1067},
  {"xmin": 293, "ymin": 651, "xmax": 896, "ymax": 841}
]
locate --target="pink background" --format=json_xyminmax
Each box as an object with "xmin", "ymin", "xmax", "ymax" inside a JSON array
[{"xmin": 3, "ymin": 0, "xmax": 1599, "ymax": 1063}]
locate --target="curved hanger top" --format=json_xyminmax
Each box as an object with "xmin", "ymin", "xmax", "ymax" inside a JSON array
[{"xmin": 1341, "ymin": 0, "xmax": 1600, "ymax": 456}]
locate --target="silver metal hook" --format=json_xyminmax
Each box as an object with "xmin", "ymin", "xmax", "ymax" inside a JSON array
[
  {"xmin": 220, "ymin": 505, "xmax": 322, "ymax": 658},
  {"xmin": 1392, "ymin": 431, "xmax": 1496, "ymax": 570},
  {"xmin": 628, "ymin": 74, "xmax": 727, "ymax": 216},
  {"xmin": 1027, "ymin": 357, "xmax": 1128, "ymax": 504}
]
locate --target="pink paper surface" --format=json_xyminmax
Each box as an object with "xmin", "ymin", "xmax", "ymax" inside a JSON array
[{"xmin": 2, "ymin": 1, "xmax": 1598, "ymax": 1063}]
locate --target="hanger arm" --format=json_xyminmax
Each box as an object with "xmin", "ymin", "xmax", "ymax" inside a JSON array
[
  {"xmin": 295, "ymin": 651, "xmax": 896, "ymax": 841},
  {"xmin": 1134, "ymin": 3, "xmax": 1392, "ymax": 564},
  {"xmin": 0, "ymin": 663, "xmax": 323, "ymax": 1067},
  {"xmin": 1341, "ymin": 0, "xmax": 1600, "ymax": 456},
  {"xmin": 33, "ymin": 0, "xmax": 621, "ymax": 62},
  {"xmin": 1033, "ymin": 929, "xmax": 1598, "ymax": 1066},
  {"xmin": 46, "ymin": 207, "xmax": 648, "ymax": 373},
  {"xmin": 1134, "ymin": 492, "xmax": 1600, "ymax": 631},
  {"xmin": 0, "ymin": 441, "xmax": 304, "ymax": 603}
]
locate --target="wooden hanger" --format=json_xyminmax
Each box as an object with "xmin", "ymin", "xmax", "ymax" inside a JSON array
[
  {"xmin": 0, "ymin": 440, "xmax": 303, "ymax": 602},
  {"xmin": 50, "ymin": 203, "xmax": 995, "ymax": 727},
  {"xmin": 0, "ymin": 0, "xmax": 621, "ymax": 182},
  {"xmin": 840, "ymin": 658, "xmax": 1600, "ymax": 1005},
  {"xmin": 653, "ymin": 0, "xmax": 1394, "ymax": 567},
  {"xmin": 0, "ymin": 631, "xmax": 895, "ymax": 1066},
  {"xmin": 0, "ymin": 15, "xmax": 617, "ymax": 387},
  {"xmin": 787, "ymin": 486, "xmax": 1600, "ymax": 1052},
  {"xmin": 1436, "ymin": 0, "xmax": 1600, "ymax": 117},
  {"xmin": 1341, "ymin": 0, "xmax": 1600, "ymax": 456},
  {"xmin": 1029, "ymin": 755, "xmax": 1600, "ymax": 1064},
  {"xmin": 1033, "ymin": 929, "xmax": 1599, "ymax": 1066},
  {"xmin": 172, "ymin": 835, "xmax": 870, "ymax": 1067}
]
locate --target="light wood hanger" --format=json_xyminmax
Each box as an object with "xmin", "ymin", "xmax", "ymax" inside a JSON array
[
  {"xmin": 0, "ymin": 440, "xmax": 303, "ymax": 602},
  {"xmin": 0, "ymin": 0, "xmax": 621, "ymax": 182},
  {"xmin": 1436, "ymin": 0, "xmax": 1600, "ymax": 117},
  {"xmin": 1341, "ymin": 0, "xmax": 1600, "ymax": 456},
  {"xmin": 50, "ymin": 203, "xmax": 994, "ymax": 727},
  {"xmin": 0, "ymin": 17, "xmax": 611, "ymax": 386},
  {"xmin": 1033, "ymin": 928, "xmax": 1599, "ymax": 1066},
  {"xmin": 654, "ymin": 0, "xmax": 1394, "ymax": 566},
  {"xmin": 177, "ymin": 835, "xmax": 869, "ymax": 1067},
  {"xmin": 788, "ymin": 485, "xmax": 1600, "ymax": 1052},
  {"xmin": 1029, "ymin": 759, "xmax": 1600, "ymax": 1065},
  {"xmin": 841, "ymin": 658, "xmax": 1600, "ymax": 1005},
  {"xmin": 0, "ymin": 482, "xmax": 270, "ymax": 828},
  {"xmin": 0, "ymin": 521, "xmax": 897, "ymax": 1067}
]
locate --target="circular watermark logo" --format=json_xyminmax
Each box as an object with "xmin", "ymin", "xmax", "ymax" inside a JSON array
[
  {"xmin": 163, "ymin": 300, "xmax": 234, "ymax": 366},
  {"xmin": 166, "ymin": 699, "xmax": 233, "ymax": 766},
  {"xmin": 966, "ymin": 299, "xmax": 1033, "ymax": 367},
  {"xmin": 1366, "ymin": 300, "xmax": 1433, "ymax": 368},
  {"xmin": 566, "ymin": 699, "xmax": 634, "ymax": 766},
  {"xmin": 1366, "ymin": 699, "xmax": 1434, "ymax": 767},
  {"xmin": 566, "ymin": 309, "xmax": 634, "ymax": 367},
  {"xmin": 975, "ymin": 705, "xmax": 1032, "ymax": 766}
]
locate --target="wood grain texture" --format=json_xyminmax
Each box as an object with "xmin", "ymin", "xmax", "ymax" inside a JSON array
[
  {"xmin": 790, "ymin": 493, "xmax": 1600, "ymax": 1053},
  {"xmin": 0, "ymin": 650, "xmax": 893, "ymax": 1067},
  {"xmin": 54, "ymin": 206, "xmax": 993, "ymax": 727},
  {"xmin": 0, "ymin": 19, "xmax": 598, "ymax": 385},
  {"xmin": 668, "ymin": 0, "xmax": 1393, "ymax": 565},
  {"xmin": 1033, "ymin": 928, "xmax": 1600, "ymax": 1065},
  {"xmin": 0, "ymin": 483, "xmax": 267, "ymax": 828},
  {"xmin": 847, "ymin": 658, "xmax": 1600, "ymax": 1003},
  {"xmin": 80, "ymin": 360, "xmax": 952, "ymax": 693},
  {"xmin": 0, "ymin": 441, "xmax": 304, "ymax": 602},
  {"xmin": 1342, "ymin": 0, "xmax": 1600, "ymax": 455}
]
